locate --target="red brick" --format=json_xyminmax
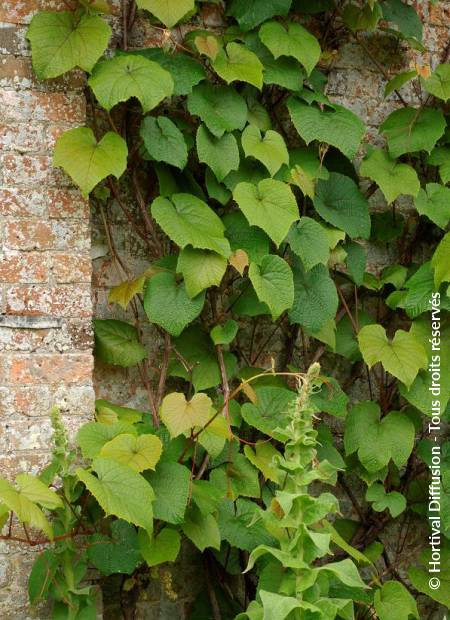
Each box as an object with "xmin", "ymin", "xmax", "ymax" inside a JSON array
[
  {"xmin": 0, "ymin": 251, "xmax": 49, "ymax": 283},
  {"xmin": 51, "ymin": 253, "xmax": 91, "ymax": 283},
  {"xmin": 6, "ymin": 353, "xmax": 93, "ymax": 385},
  {"xmin": 0, "ymin": 123, "xmax": 43, "ymax": 152},
  {"xmin": 0, "ymin": 189, "xmax": 47, "ymax": 217},
  {"xmin": 0, "ymin": 1, "xmax": 67, "ymax": 25},
  {"xmin": 0, "ymin": 55, "xmax": 85, "ymax": 91},
  {"xmin": 48, "ymin": 189, "xmax": 89, "ymax": 219},
  {"xmin": 4, "ymin": 220, "xmax": 54, "ymax": 250},
  {"xmin": 0, "ymin": 90, "xmax": 86, "ymax": 123},
  {"xmin": 2, "ymin": 154, "xmax": 53, "ymax": 186},
  {"xmin": 5, "ymin": 284, "xmax": 92, "ymax": 317}
]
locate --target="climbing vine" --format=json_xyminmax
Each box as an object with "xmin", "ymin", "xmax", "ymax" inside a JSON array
[{"xmin": 1, "ymin": 0, "xmax": 449, "ymax": 618}]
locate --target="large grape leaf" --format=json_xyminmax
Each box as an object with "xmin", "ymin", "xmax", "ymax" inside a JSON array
[
  {"xmin": 138, "ymin": 527, "xmax": 181, "ymax": 567},
  {"xmin": 431, "ymin": 230, "xmax": 450, "ymax": 288},
  {"xmin": 0, "ymin": 478, "xmax": 53, "ymax": 538},
  {"xmin": 223, "ymin": 211, "xmax": 270, "ymax": 264},
  {"xmin": 187, "ymin": 83, "xmax": 248, "ymax": 137},
  {"xmin": 140, "ymin": 116, "xmax": 187, "ymax": 169},
  {"xmin": 345, "ymin": 402, "xmax": 415, "ymax": 473},
  {"xmin": 380, "ymin": 107, "xmax": 446, "ymax": 158},
  {"xmin": 144, "ymin": 272, "xmax": 205, "ymax": 336},
  {"xmin": 381, "ymin": 0, "xmax": 423, "ymax": 42},
  {"xmin": 177, "ymin": 247, "xmax": 227, "ymax": 298},
  {"xmin": 374, "ymin": 581, "xmax": 419, "ymax": 620},
  {"xmin": 227, "ymin": 0, "xmax": 292, "ymax": 31},
  {"xmin": 100, "ymin": 434, "xmax": 162, "ymax": 473},
  {"xmin": 287, "ymin": 217, "xmax": 330, "ymax": 271},
  {"xmin": 76, "ymin": 422, "xmax": 136, "ymax": 459},
  {"xmin": 289, "ymin": 261, "xmax": 338, "ymax": 332},
  {"xmin": 314, "ymin": 173, "xmax": 371, "ymax": 239},
  {"xmin": 88, "ymin": 54, "xmax": 174, "ymax": 112},
  {"xmin": 212, "ymin": 43, "xmax": 264, "ymax": 89},
  {"xmin": 147, "ymin": 462, "xmax": 191, "ymax": 524},
  {"xmin": 218, "ymin": 498, "xmax": 276, "ymax": 550},
  {"xmin": 182, "ymin": 506, "xmax": 221, "ymax": 551},
  {"xmin": 259, "ymin": 20, "xmax": 320, "ymax": 75},
  {"xmin": 27, "ymin": 11, "xmax": 111, "ymax": 79},
  {"xmin": 53, "ymin": 128, "xmax": 127, "ymax": 197},
  {"xmin": 422, "ymin": 63, "xmax": 450, "ymax": 102},
  {"xmin": 233, "ymin": 179, "xmax": 299, "ymax": 246},
  {"xmin": 87, "ymin": 520, "xmax": 142, "ymax": 576},
  {"xmin": 358, "ymin": 324, "xmax": 427, "ymax": 388},
  {"xmin": 360, "ymin": 149, "xmax": 419, "ymax": 204},
  {"xmin": 136, "ymin": 0, "xmax": 194, "ymax": 28},
  {"xmin": 76, "ymin": 458, "xmax": 154, "ymax": 533},
  {"xmin": 241, "ymin": 386, "xmax": 296, "ymax": 437},
  {"xmin": 246, "ymin": 33, "xmax": 303, "ymax": 91},
  {"xmin": 428, "ymin": 146, "xmax": 450, "ymax": 185},
  {"xmin": 94, "ymin": 319, "xmax": 146, "ymax": 367},
  {"xmin": 130, "ymin": 48, "xmax": 204, "ymax": 95},
  {"xmin": 151, "ymin": 193, "xmax": 231, "ymax": 256},
  {"xmin": 196, "ymin": 125, "xmax": 240, "ymax": 181},
  {"xmin": 414, "ymin": 183, "xmax": 450, "ymax": 229},
  {"xmin": 242, "ymin": 125, "xmax": 289, "ymax": 176},
  {"xmin": 160, "ymin": 392, "xmax": 212, "ymax": 437},
  {"xmin": 288, "ymin": 98, "xmax": 365, "ymax": 160},
  {"xmin": 249, "ymin": 255, "xmax": 294, "ymax": 319}
]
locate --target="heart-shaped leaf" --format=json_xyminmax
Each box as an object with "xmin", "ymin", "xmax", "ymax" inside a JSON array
[
  {"xmin": 160, "ymin": 392, "xmax": 212, "ymax": 437},
  {"xmin": 422, "ymin": 63, "xmax": 450, "ymax": 101},
  {"xmin": 94, "ymin": 319, "xmax": 146, "ymax": 367},
  {"xmin": 138, "ymin": 527, "xmax": 181, "ymax": 567},
  {"xmin": 140, "ymin": 116, "xmax": 187, "ymax": 169},
  {"xmin": 287, "ymin": 217, "xmax": 330, "ymax": 271},
  {"xmin": 414, "ymin": 183, "xmax": 450, "ymax": 229},
  {"xmin": 144, "ymin": 271, "xmax": 205, "ymax": 337},
  {"xmin": 177, "ymin": 247, "xmax": 227, "ymax": 298},
  {"xmin": 380, "ymin": 107, "xmax": 446, "ymax": 158},
  {"xmin": 249, "ymin": 255, "xmax": 294, "ymax": 319},
  {"xmin": 366, "ymin": 484, "xmax": 406, "ymax": 518},
  {"xmin": 87, "ymin": 520, "xmax": 142, "ymax": 576},
  {"xmin": 187, "ymin": 83, "xmax": 248, "ymax": 137},
  {"xmin": 358, "ymin": 324, "xmax": 427, "ymax": 388},
  {"xmin": 289, "ymin": 261, "xmax": 338, "ymax": 332},
  {"xmin": 53, "ymin": 128, "xmax": 127, "ymax": 197},
  {"xmin": 196, "ymin": 125, "xmax": 240, "ymax": 181},
  {"xmin": 374, "ymin": 581, "xmax": 419, "ymax": 620},
  {"xmin": 259, "ymin": 20, "xmax": 321, "ymax": 75},
  {"xmin": 360, "ymin": 149, "xmax": 420, "ymax": 204},
  {"xmin": 242, "ymin": 125, "xmax": 289, "ymax": 176},
  {"xmin": 27, "ymin": 11, "xmax": 111, "ymax": 79},
  {"xmin": 210, "ymin": 319, "xmax": 239, "ymax": 345},
  {"xmin": 233, "ymin": 179, "xmax": 299, "ymax": 246},
  {"xmin": 227, "ymin": 0, "xmax": 292, "ymax": 31},
  {"xmin": 136, "ymin": 0, "xmax": 194, "ymax": 28},
  {"xmin": 100, "ymin": 433, "xmax": 163, "ymax": 472},
  {"xmin": 431, "ymin": 230, "xmax": 450, "ymax": 288},
  {"xmin": 212, "ymin": 43, "xmax": 263, "ymax": 89},
  {"xmin": 88, "ymin": 54, "xmax": 174, "ymax": 112}
]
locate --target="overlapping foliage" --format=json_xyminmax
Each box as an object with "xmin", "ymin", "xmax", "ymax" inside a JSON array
[{"xmin": 1, "ymin": 0, "xmax": 449, "ymax": 618}]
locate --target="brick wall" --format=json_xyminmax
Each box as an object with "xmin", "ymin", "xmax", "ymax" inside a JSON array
[{"xmin": 0, "ymin": 3, "xmax": 95, "ymax": 616}]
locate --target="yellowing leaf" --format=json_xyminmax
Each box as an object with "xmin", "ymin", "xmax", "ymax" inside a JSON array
[
  {"xmin": 160, "ymin": 392, "xmax": 212, "ymax": 437},
  {"xmin": 195, "ymin": 35, "xmax": 220, "ymax": 60},
  {"xmin": 229, "ymin": 249, "xmax": 249, "ymax": 275},
  {"xmin": 100, "ymin": 433, "xmax": 163, "ymax": 472},
  {"xmin": 109, "ymin": 276, "xmax": 146, "ymax": 310}
]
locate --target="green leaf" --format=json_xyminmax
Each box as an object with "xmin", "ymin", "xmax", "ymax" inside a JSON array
[
  {"xmin": 244, "ymin": 442, "xmax": 281, "ymax": 483},
  {"xmin": 76, "ymin": 457, "xmax": 154, "ymax": 533},
  {"xmin": 88, "ymin": 54, "xmax": 174, "ymax": 112},
  {"xmin": 151, "ymin": 193, "xmax": 231, "ymax": 256},
  {"xmin": 187, "ymin": 83, "xmax": 248, "ymax": 137},
  {"xmin": 223, "ymin": 211, "xmax": 270, "ymax": 264},
  {"xmin": 77, "ymin": 422, "xmax": 136, "ymax": 459},
  {"xmin": 384, "ymin": 69, "xmax": 417, "ymax": 97},
  {"xmin": 344, "ymin": 240, "xmax": 366, "ymax": 286},
  {"xmin": 196, "ymin": 125, "xmax": 240, "ymax": 181},
  {"xmin": 100, "ymin": 433, "xmax": 162, "ymax": 472},
  {"xmin": 138, "ymin": 527, "xmax": 181, "ymax": 567},
  {"xmin": 289, "ymin": 261, "xmax": 338, "ymax": 331},
  {"xmin": 288, "ymin": 99, "xmax": 365, "ymax": 160},
  {"xmin": 374, "ymin": 581, "xmax": 419, "ymax": 620},
  {"xmin": 428, "ymin": 146, "xmax": 450, "ymax": 184},
  {"xmin": 135, "ymin": 0, "xmax": 194, "ymax": 27},
  {"xmin": 316, "ymin": 558, "xmax": 368, "ymax": 589},
  {"xmin": 414, "ymin": 183, "xmax": 450, "ymax": 229},
  {"xmin": 211, "ymin": 320, "xmax": 239, "ymax": 345},
  {"xmin": 366, "ymin": 484, "xmax": 406, "ymax": 518},
  {"xmin": 96, "ymin": 400, "xmax": 143, "ymax": 425},
  {"xmin": 28, "ymin": 550, "xmax": 58, "ymax": 605},
  {"xmin": 246, "ymin": 33, "xmax": 303, "ymax": 91},
  {"xmin": 53, "ymin": 128, "xmax": 127, "ymax": 197},
  {"xmin": 182, "ymin": 506, "xmax": 221, "ymax": 551},
  {"xmin": 242, "ymin": 125, "xmax": 289, "ymax": 177},
  {"xmin": 0, "ymin": 478, "xmax": 52, "ymax": 538},
  {"xmin": 233, "ymin": 179, "xmax": 299, "ymax": 246},
  {"xmin": 205, "ymin": 168, "xmax": 232, "ymax": 205},
  {"xmin": 212, "ymin": 43, "xmax": 263, "ymax": 89},
  {"xmin": 160, "ymin": 392, "xmax": 212, "ymax": 437},
  {"xmin": 87, "ymin": 520, "xmax": 141, "ymax": 576},
  {"xmin": 358, "ymin": 324, "xmax": 427, "ymax": 388},
  {"xmin": 147, "ymin": 462, "xmax": 191, "ymax": 524},
  {"xmin": 381, "ymin": 0, "xmax": 423, "ymax": 42},
  {"xmin": 130, "ymin": 49, "xmax": 204, "ymax": 96},
  {"xmin": 177, "ymin": 247, "xmax": 227, "ymax": 298},
  {"xmin": 287, "ymin": 217, "xmax": 330, "ymax": 271},
  {"xmin": 241, "ymin": 386, "xmax": 296, "ymax": 438},
  {"xmin": 218, "ymin": 498, "xmax": 276, "ymax": 551},
  {"xmin": 169, "ymin": 326, "xmax": 237, "ymax": 391},
  {"xmin": 380, "ymin": 107, "xmax": 446, "ymax": 158},
  {"xmin": 227, "ymin": 0, "xmax": 292, "ymax": 31},
  {"xmin": 311, "ymin": 377, "xmax": 348, "ymax": 418},
  {"xmin": 27, "ymin": 11, "xmax": 111, "ymax": 79},
  {"xmin": 422, "ymin": 63, "xmax": 450, "ymax": 101},
  {"xmin": 345, "ymin": 402, "xmax": 415, "ymax": 472},
  {"xmin": 140, "ymin": 116, "xmax": 187, "ymax": 169},
  {"xmin": 197, "ymin": 415, "xmax": 230, "ymax": 458},
  {"xmin": 360, "ymin": 149, "xmax": 420, "ymax": 204},
  {"xmin": 94, "ymin": 319, "xmax": 146, "ymax": 367},
  {"xmin": 259, "ymin": 20, "xmax": 321, "ymax": 75},
  {"xmin": 314, "ymin": 173, "xmax": 370, "ymax": 238},
  {"xmin": 249, "ymin": 255, "xmax": 294, "ymax": 319},
  {"xmin": 409, "ymin": 547, "xmax": 450, "ymax": 607},
  {"xmin": 431, "ymin": 230, "xmax": 450, "ymax": 288},
  {"xmin": 14, "ymin": 474, "xmax": 63, "ymax": 510},
  {"xmin": 210, "ymin": 453, "xmax": 260, "ymax": 499}
]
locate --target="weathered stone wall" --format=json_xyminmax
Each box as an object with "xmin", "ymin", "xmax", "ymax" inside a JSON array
[{"xmin": 0, "ymin": 0, "xmax": 449, "ymax": 618}]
